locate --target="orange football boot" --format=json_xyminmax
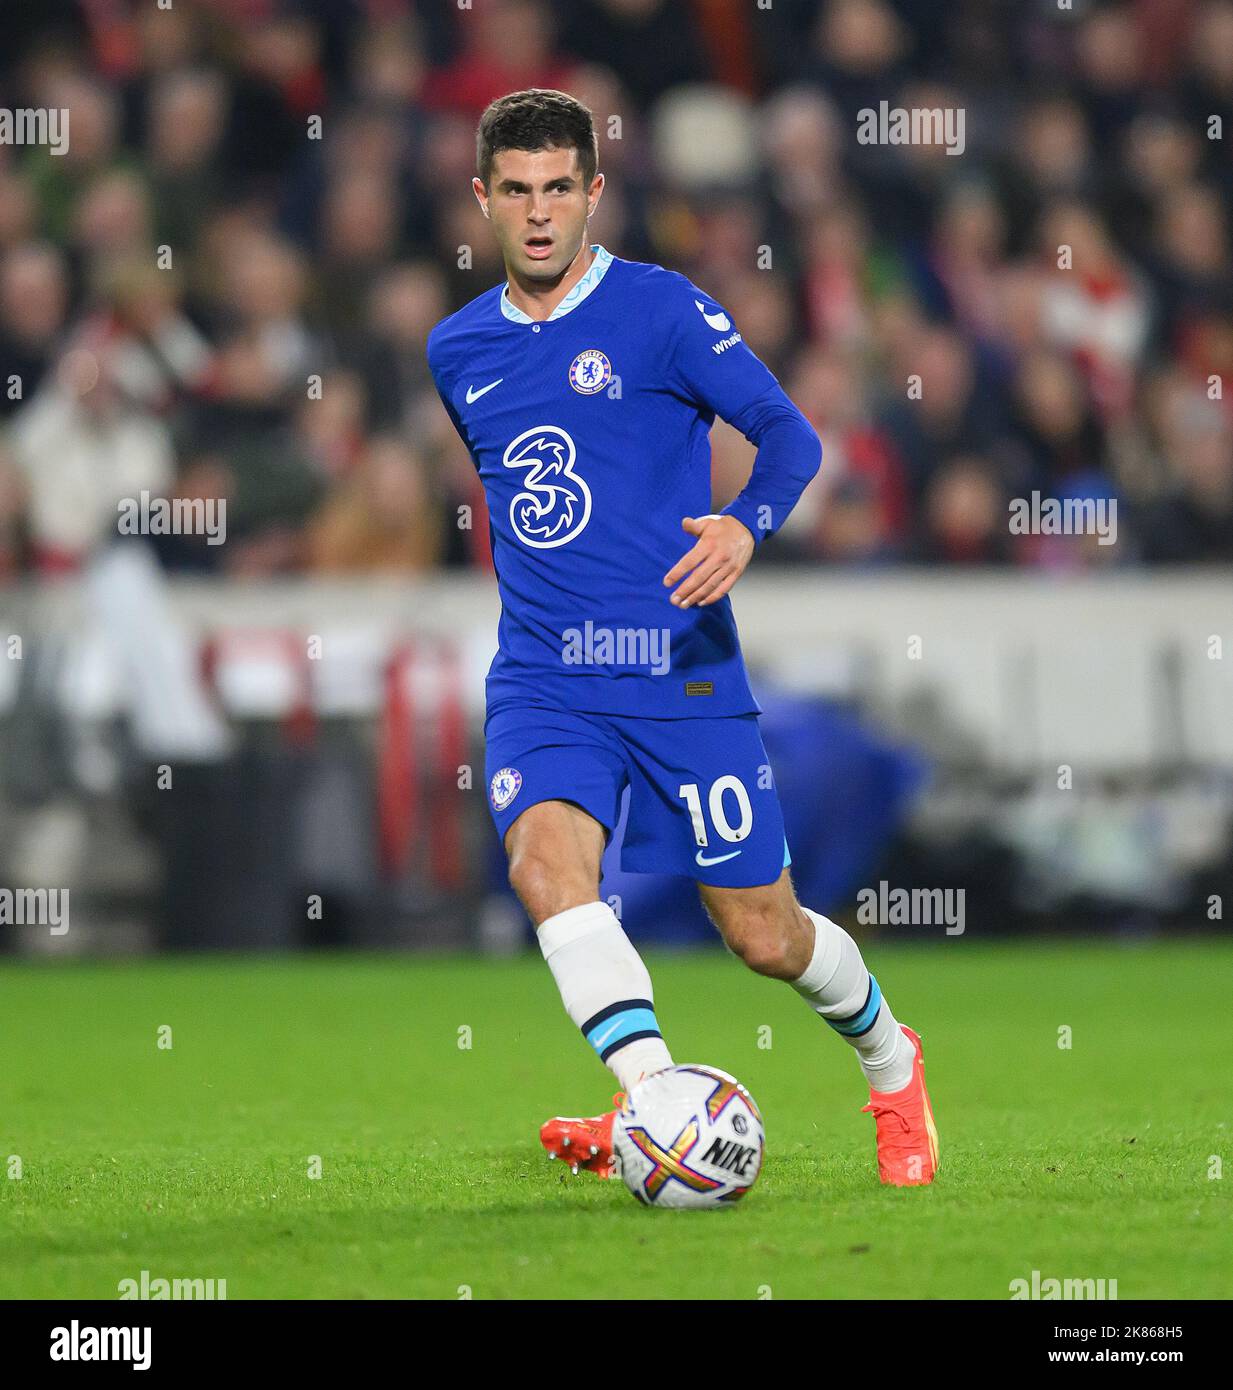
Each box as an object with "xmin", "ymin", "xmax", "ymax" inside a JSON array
[
  {"xmin": 539, "ymin": 1094, "xmax": 624, "ymax": 1179},
  {"xmin": 861, "ymin": 1026, "xmax": 939, "ymax": 1186}
]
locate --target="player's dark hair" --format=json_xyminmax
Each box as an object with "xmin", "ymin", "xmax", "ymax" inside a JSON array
[{"xmin": 476, "ymin": 89, "xmax": 598, "ymax": 189}]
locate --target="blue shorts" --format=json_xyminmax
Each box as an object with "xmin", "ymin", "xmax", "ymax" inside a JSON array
[{"xmin": 484, "ymin": 703, "xmax": 791, "ymax": 888}]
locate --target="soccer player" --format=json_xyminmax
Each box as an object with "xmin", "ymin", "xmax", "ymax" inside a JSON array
[{"xmin": 428, "ymin": 90, "xmax": 938, "ymax": 1186}]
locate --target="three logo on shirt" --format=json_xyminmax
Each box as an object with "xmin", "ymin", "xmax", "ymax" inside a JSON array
[
  {"xmin": 494, "ymin": 345, "xmax": 611, "ymax": 548},
  {"xmin": 487, "ymin": 302, "xmax": 731, "ymax": 550},
  {"xmin": 503, "ymin": 425, "xmax": 592, "ymax": 549}
]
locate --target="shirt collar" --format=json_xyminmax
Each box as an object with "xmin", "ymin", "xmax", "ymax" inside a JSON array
[{"xmin": 500, "ymin": 244, "xmax": 613, "ymax": 324}]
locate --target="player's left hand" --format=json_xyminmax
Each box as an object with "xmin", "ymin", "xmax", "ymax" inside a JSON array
[{"xmin": 663, "ymin": 515, "xmax": 755, "ymax": 608}]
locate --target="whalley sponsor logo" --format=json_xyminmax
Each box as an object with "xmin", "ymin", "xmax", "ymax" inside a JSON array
[
  {"xmin": 562, "ymin": 621, "xmax": 671, "ymax": 675},
  {"xmin": 117, "ymin": 492, "xmax": 227, "ymax": 545},
  {"xmin": 49, "ymin": 1322, "xmax": 151, "ymax": 1371},
  {"xmin": 855, "ymin": 882, "xmax": 965, "ymax": 936},
  {"xmin": 1009, "ymin": 1270, "xmax": 1119, "ymax": 1300},
  {"xmin": 0, "ymin": 887, "xmax": 69, "ymax": 934},
  {"xmin": 0, "ymin": 107, "xmax": 69, "ymax": 155},
  {"xmin": 118, "ymin": 1270, "xmax": 228, "ymax": 1300},
  {"xmin": 856, "ymin": 101, "xmax": 965, "ymax": 155},
  {"xmin": 711, "ymin": 329, "xmax": 743, "ymax": 356},
  {"xmin": 1008, "ymin": 492, "xmax": 1117, "ymax": 545}
]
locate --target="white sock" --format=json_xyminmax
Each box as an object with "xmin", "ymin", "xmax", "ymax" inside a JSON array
[
  {"xmin": 791, "ymin": 907, "xmax": 915, "ymax": 1093},
  {"xmin": 538, "ymin": 901, "xmax": 673, "ymax": 1092}
]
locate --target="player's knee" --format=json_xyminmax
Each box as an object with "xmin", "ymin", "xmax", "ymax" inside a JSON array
[
  {"xmin": 702, "ymin": 878, "xmax": 808, "ymax": 980},
  {"xmin": 506, "ymin": 848, "xmax": 554, "ymax": 918},
  {"xmin": 507, "ymin": 846, "xmax": 592, "ymax": 924},
  {"xmin": 730, "ymin": 921, "xmax": 799, "ymax": 980}
]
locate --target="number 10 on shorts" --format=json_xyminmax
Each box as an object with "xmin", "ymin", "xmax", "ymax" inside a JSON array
[{"xmin": 677, "ymin": 776, "xmax": 754, "ymax": 847}]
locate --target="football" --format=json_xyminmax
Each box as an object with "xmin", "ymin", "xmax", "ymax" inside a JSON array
[{"xmin": 613, "ymin": 1064, "xmax": 765, "ymax": 1208}]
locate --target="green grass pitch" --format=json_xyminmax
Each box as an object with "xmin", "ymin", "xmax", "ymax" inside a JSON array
[{"xmin": 2, "ymin": 940, "xmax": 1229, "ymax": 1300}]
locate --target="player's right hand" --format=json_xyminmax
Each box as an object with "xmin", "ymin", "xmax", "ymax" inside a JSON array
[{"xmin": 663, "ymin": 515, "xmax": 755, "ymax": 609}]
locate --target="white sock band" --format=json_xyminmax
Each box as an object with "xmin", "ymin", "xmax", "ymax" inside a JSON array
[
  {"xmin": 538, "ymin": 900, "xmax": 673, "ymax": 1090},
  {"xmin": 793, "ymin": 907, "xmax": 914, "ymax": 1092}
]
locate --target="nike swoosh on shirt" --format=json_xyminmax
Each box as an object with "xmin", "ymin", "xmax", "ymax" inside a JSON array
[
  {"xmin": 695, "ymin": 849, "xmax": 741, "ymax": 866},
  {"xmin": 465, "ymin": 378, "xmax": 503, "ymax": 403}
]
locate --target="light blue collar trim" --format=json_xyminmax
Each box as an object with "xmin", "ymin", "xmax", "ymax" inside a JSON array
[{"xmin": 500, "ymin": 244, "xmax": 613, "ymax": 324}]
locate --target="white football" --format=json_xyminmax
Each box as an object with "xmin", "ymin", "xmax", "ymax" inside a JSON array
[{"xmin": 613, "ymin": 1064, "xmax": 765, "ymax": 1208}]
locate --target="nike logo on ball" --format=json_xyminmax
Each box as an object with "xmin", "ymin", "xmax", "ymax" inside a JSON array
[
  {"xmin": 466, "ymin": 378, "xmax": 503, "ymax": 403},
  {"xmin": 695, "ymin": 849, "xmax": 741, "ymax": 866}
]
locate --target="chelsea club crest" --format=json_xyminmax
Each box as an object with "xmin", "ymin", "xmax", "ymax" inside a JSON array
[
  {"xmin": 568, "ymin": 349, "xmax": 611, "ymax": 395},
  {"xmin": 490, "ymin": 767, "xmax": 523, "ymax": 811}
]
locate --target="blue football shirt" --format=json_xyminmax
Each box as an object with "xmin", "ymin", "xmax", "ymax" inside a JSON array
[{"xmin": 428, "ymin": 245, "xmax": 820, "ymax": 718}]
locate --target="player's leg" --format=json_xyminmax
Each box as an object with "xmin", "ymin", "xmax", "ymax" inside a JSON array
[
  {"xmin": 697, "ymin": 870, "xmax": 914, "ymax": 1091},
  {"xmin": 485, "ymin": 704, "xmax": 674, "ymax": 1094},
  {"xmin": 503, "ymin": 798, "xmax": 674, "ymax": 1093},
  {"xmin": 612, "ymin": 709, "xmax": 936, "ymax": 1184},
  {"xmin": 618, "ymin": 709, "xmax": 914, "ymax": 1092},
  {"xmin": 503, "ymin": 796, "xmax": 605, "ymax": 923},
  {"xmin": 698, "ymin": 870, "xmax": 938, "ymax": 1185}
]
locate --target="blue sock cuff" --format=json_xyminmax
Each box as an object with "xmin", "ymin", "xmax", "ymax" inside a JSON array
[
  {"xmin": 826, "ymin": 975, "xmax": 883, "ymax": 1038},
  {"xmin": 580, "ymin": 998, "xmax": 662, "ymax": 1062}
]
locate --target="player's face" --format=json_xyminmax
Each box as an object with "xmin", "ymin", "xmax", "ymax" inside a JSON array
[{"xmin": 474, "ymin": 147, "xmax": 603, "ymax": 282}]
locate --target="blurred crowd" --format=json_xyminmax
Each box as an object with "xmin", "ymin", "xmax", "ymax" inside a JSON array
[{"xmin": 0, "ymin": 0, "xmax": 1231, "ymax": 581}]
